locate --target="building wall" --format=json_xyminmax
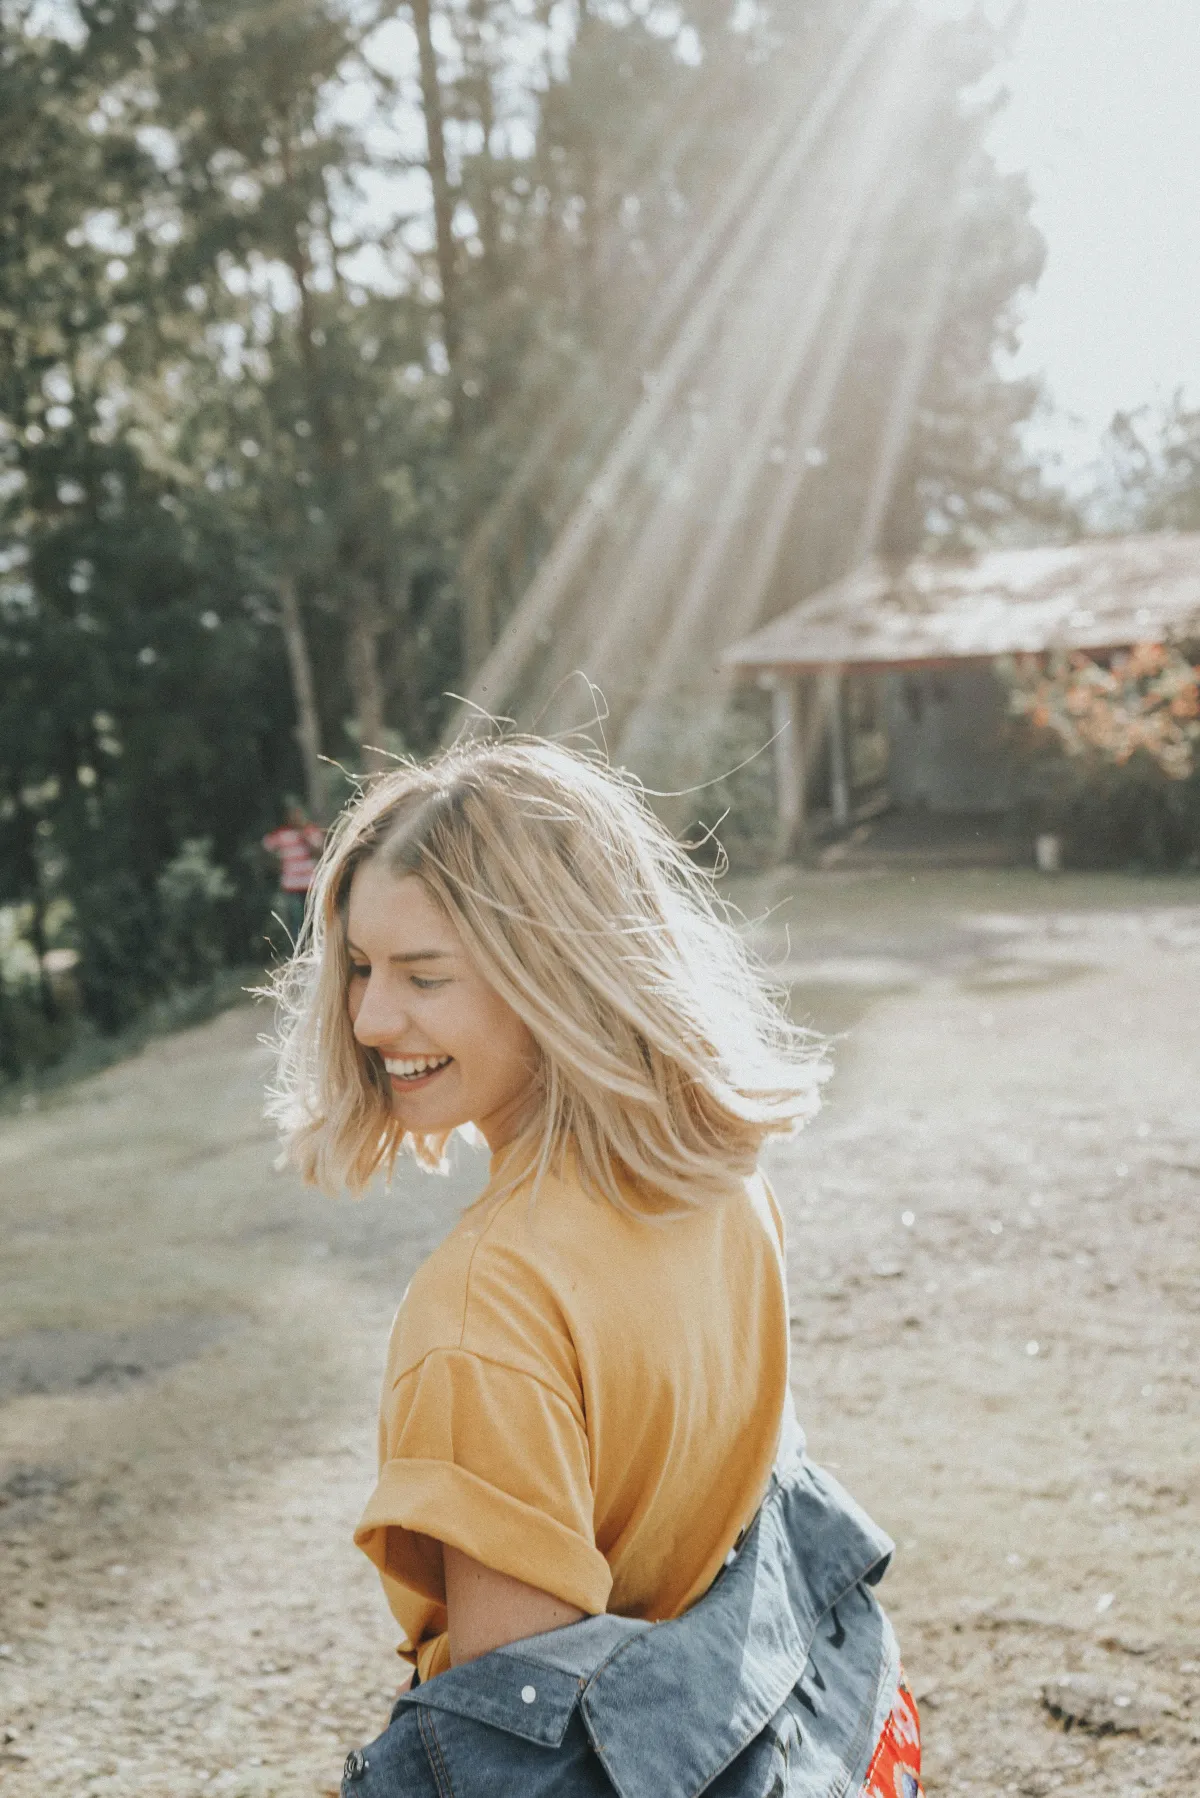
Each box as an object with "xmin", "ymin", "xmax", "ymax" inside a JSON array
[{"xmin": 882, "ymin": 664, "xmax": 1015, "ymax": 813}]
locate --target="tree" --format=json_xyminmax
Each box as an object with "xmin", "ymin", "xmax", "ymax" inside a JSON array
[
  {"xmin": 0, "ymin": 0, "xmax": 301, "ymax": 1038},
  {"xmin": 138, "ymin": 0, "xmax": 460, "ymax": 767},
  {"xmin": 1091, "ymin": 398, "xmax": 1200, "ymax": 534},
  {"xmin": 1, "ymin": 0, "xmax": 1075, "ymax": 1066},
  {"xmin": 771, "ymin": 5, "xmax": 1062, "ymax": 587}
]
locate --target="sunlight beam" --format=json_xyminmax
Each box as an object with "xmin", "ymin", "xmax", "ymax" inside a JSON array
[
  {"xmin": 448, "ymin": 0, "xmax": 904, "ymax": 737},
  {"xmin": 617, "ymin": 16, "xmax": 929, "ymax": 759}
]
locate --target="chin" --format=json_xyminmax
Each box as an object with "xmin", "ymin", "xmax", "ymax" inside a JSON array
[{"xmin": 391, "ymin": 1100, "xmax": 469, "ymax": 1137}]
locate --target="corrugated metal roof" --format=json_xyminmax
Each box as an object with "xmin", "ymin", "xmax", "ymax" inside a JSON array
[{"xmin": 724, "ymin": 533, "xmax": 1200, "ymax": 671}]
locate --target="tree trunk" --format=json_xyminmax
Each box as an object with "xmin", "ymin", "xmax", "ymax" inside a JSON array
[
  {"xmin": 462, "ymin": 567, "xmax": 493, "ymax": 684},
  {"xmin": 411, "ymin": 0, "xmax": 462, "ymax": 415},
  {"xmin": 574, "ymin": 0, "xmax": 604, "ymax": 309},
  {"xmin": 278, "ymin": 132, "xmax": 339, "ymax": 470},
  {"xmin": 29, "ymin": 884, "xmax": 58, "ymax": 1025},
  {"xmin": 467, "ymin": 0, "xmax": 500, "ymax": 283},
  {"xmin": 346, "ymin": 582, "xmax": 389, "ymax": 773},
  {"xmin": 277, "ymin": 575, "xmax": 326, "ymax": 818},
  {"xmin": 457, "ymin": 0, "xmax": 498, "ymax": 685}
]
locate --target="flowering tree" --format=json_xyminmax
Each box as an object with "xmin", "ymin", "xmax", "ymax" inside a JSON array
[{"xmin": 1007, "ymin": 644, "xmax": 1200, "ymax": 781}]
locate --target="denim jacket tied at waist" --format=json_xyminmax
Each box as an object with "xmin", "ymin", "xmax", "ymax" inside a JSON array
[{"xmin": 341, "ymin": 1454, "xmax": 899, "ymax": 1798}]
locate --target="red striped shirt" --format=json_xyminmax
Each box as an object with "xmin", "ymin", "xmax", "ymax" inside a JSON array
[{"xmin": 263, "ymin": 824, "xmax": 324, "ymax": 892}]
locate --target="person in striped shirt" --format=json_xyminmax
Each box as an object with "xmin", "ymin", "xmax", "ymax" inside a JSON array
[{"xmin": 263, "ymin": 801, "xmax": 325, "ymax": 943}]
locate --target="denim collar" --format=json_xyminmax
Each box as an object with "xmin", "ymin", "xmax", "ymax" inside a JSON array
[{"xmin": 400, "ymin": 1458, "xmax": 893, "ymax": 1798}]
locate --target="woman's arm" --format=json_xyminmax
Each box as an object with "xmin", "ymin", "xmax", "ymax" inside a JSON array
[{"xmin": 444, "ymin": 1545, "xmax": 585, "ymax": 1666}]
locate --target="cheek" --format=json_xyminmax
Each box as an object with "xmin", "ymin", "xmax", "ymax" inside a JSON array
[
  {"xmin": 487, "ymin": 1007, "xmax": 540, "ymax": 1082},
  {"xmin": 458, "ymin": 989, "xmax": 538, "ymax": 1082}
]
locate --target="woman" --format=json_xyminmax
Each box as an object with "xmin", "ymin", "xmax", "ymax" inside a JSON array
[{"xmin": 269, "ymin": 738, "xmax": 922, "ymax": 1798}]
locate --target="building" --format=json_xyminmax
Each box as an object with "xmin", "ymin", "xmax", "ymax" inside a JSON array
[{"xmin": 724, "ymin": 533, "xmax": 1200, "ymax": 851}]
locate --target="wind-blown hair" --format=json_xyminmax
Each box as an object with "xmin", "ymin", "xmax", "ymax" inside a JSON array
[{"xmin": 266, "ymin": 737, "xmax": 826, "ymax": 1206}]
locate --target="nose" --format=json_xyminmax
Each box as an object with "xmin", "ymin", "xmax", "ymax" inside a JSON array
[{"xmin": 351, "ymin": 975, "xmax": 411, "ymax": 1050}]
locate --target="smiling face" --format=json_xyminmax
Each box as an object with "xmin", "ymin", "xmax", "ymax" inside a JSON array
[{"xmin": 345, "ymin": 858, "xmax": 541, "ymax": 1151}]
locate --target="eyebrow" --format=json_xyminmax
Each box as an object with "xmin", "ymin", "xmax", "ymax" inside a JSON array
[{"xmin": 346, "ymin": 941, "xmax": 454, "ymax": 964}]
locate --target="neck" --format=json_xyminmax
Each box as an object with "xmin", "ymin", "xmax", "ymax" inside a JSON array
[{"xmin": 475, "ymin": 1084, "xmax": 537, "ymax": 1153}]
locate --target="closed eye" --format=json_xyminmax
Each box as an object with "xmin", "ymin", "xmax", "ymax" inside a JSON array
[
  {"xmin": 411, "ymin": 976, "xmax": 449, "ymax": 990},
  {"xmin": 348, "ymin": 961, "xmax": 370, "ymax": 979}
]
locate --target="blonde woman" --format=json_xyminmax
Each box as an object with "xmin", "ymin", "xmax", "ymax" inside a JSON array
[{"xmin": 270, "ymin": 739, "xmax": 923, "ymax": 1798}]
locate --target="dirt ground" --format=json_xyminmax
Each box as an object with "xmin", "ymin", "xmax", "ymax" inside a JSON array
[{"xmin": 1, "ymin": 867, "xmax": 1198, "ymax": 1797}]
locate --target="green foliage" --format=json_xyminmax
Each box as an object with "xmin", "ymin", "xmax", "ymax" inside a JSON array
[
  {"xmin": 0, "ymin": 0, "xmax": 1058, "ymax": 1072},
  {"xmin": 69, "ymin": 867, "xmax": 163, "ymax": 1033},
  {"xmin": 693, "ymin": 696, "xmax": 782, "ymax": 875},
  {"xmin": 1013, "ymin": 746, "xmax": 1200, "ymax": 872},
  {"xmin": 622, "ymin": 688, "xmax": 780, "ymax": 871},
  {"xmin": 0, "ymin": 905, "xmax": 76, "ymax": 1078},
  {"xmin": 786, "ymin": 8, "xmax": 1062, "ymax": 569},
  {"xmin": 1003, "ymin": 642, "xmax": 1200, "ymax": 869},
  {"xmin": 1092, "ymin": 398, "xmax": 1200, "ymax": 534},
  {"xmin": 1067, "ymin": 404, "xmax": 1200, "ymax": 867},
  {"xmin": 1006, "ymin": 644, "xmax": 1200, "ymax": 781},
  {"xmin": 0, "ymin": 978, "xmax": 73, "ymax": 1080},
  {"xmin": 157, "ymin": 837, "xmax": 236, "ymax": 985}
]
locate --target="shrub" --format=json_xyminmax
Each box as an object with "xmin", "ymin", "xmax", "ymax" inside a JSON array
[
  {"xmin": 1004, "ymin": 645, "xmax": 1200, "ymax": 869},
  {"xmin": 71, "ymin": 870, "xmax": 166, "ymax": 1034},
  {"xmin": 625, "ymin": 689, "xmax": 779, "ymax": 871},
  {"xmin": 1012, "ymin": 746, "xmax": 1200, "ymax": 870},
  {"xmin": 0, "ymin": 906, "xmax": 79, "ymax": 1078},
  {"xmin": 156, "ymin": 837, "xmax": 236, "ymax": 989}
]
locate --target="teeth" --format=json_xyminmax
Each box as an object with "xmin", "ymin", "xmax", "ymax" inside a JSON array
[{"xmin": 383, "ymin": 1055, "xmax": 451, "ymax": 1079}]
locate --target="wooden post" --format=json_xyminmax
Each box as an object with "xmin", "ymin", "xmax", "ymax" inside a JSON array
[
  {"xmin": 828, "ymin": 665, "xmax": 850, "ymax": 831},
  {"xmin": 770, "ymin": 675, "xmax": 807, "ymax": 860}
]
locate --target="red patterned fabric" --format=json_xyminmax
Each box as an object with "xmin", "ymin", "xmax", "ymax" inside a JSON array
[
  {"xmin": 262, "ymin": 823, "xmax": 324, "ymax": 892},
  {"xmin": 861, "ymin": 1673, "xmax": 924, "ymax": 1798}
]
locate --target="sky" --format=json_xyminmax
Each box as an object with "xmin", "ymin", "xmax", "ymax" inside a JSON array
[{"xmin": 987, "ymin": 0, "xmax": 1200, "ymax": 480}]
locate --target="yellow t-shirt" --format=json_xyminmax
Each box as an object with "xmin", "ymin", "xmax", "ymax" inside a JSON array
[{"xmin": 354, "ymin": 1156, "xmax": 790, "ymax": 1682}]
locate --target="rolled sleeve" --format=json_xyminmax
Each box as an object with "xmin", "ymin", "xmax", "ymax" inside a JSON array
[{"xmin": 354, "ymin": 1348, "xmax": 612, "ymax": 1619}]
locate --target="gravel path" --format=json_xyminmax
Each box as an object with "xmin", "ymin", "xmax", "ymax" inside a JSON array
[{"xmin": 1, "ymin": 869, "xmax": 1198, "ymax": 1796}]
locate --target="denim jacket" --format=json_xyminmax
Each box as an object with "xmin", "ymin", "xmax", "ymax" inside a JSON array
[{"xmin": 340, "ymin": 1452, "xmax": 898, "ymax": 1798}]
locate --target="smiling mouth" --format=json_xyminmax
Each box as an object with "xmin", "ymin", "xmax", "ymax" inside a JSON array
[{"xmin": 383, "ymin": 1054, "xmax": 453, "ymax": 1087}]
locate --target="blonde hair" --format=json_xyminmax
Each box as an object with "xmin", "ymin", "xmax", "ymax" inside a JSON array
[{"xmin": 266, "ymin": 737, "xmax": 826, "ymax": 1207}]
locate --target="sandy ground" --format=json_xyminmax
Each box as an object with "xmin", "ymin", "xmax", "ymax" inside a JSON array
[{"xmin": 1, "ymin": 867, "xmax": 1198, "ymax": 1797}]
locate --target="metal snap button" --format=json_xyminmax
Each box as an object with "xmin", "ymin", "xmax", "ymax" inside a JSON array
[
  {"xmin": 521, "ymin": 1684, "xmax": 537, "ymax": 1704},
  {"xmin": 343, "ymin": 1747, "xmax": 368, "ymax": 1782}
]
